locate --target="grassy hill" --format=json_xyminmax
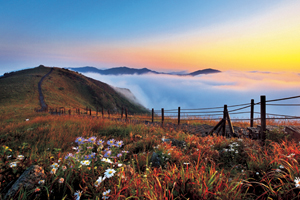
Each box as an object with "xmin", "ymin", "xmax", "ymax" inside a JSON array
[{"xmin": 0, "ymin": 65, "xmax": 148, "ymax": 120}]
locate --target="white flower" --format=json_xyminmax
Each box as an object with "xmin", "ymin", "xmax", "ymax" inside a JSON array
[
  {"xmin": 17, "ymin": 155, "xmax": 24, "ymax": 160},
  {"xmin": 9, "ymin": 162, "xmax": 18, "ymax": 168},
  {"xmin": 51, "ymin": 163, "xmax": 59, "ymax": 169},
  {"xmin": 101, "ymin": 158, "xmax": 113, "ymax": 164},
  {"xmin": 94, "ymin": 176, "xmax": 106, "ymax": 187},
  {"xmin": 58, "ymin": 178, "xmax": 64, "ymax": 183},
  {"xmin": 279, "ymin": 165, "xmax": 284, "ymax": 169},
  {"xmin": 295, "ymin": 177, "xmax": 300, "ymax": 188},
  {"xmin": 102, "ymin": 189, "xmax": 111, "ymax": 199},
  {"xmin": 235, "ymin": 150, "xmax": 238, "ymax": 153},
  {"xmin": 80, "ymin": 160, "xmax": 91, "ymax": 166},
  {"xmin": 256, "ymin": 172, "xmax": 259, "ymax": 175},
  {"xmin": 74, "ymin": 190, "xmax": 82, "ymax": 200},
  {"xmin": 50, "ymin": 168, "xmax": 57, "ymax": 174},
  {"xmin": 38, "ymin": 180, "xmax": 45, "ymax": 184},
  {"xmin": 104, "ymin": 168, "xmax": 116, "ymax": 178}
]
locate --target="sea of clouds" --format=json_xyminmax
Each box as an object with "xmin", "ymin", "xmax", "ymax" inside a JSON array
[{"xmin": 83, "ymin": 71, "xmax": 300, "ymax": 119}]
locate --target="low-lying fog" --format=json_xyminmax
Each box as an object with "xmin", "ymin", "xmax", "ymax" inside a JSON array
[{"xmin": 83, "ymin": 71, "xmax": 300, "ymax": 119}]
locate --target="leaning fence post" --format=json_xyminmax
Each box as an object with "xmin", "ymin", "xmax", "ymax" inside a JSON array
[
  {"xmin": 250, "ymin": 99, "xmax": 254, "ymax": 127},
  {"xmin": 125, "ymin": 108, "xmax": 128, "ymax": 122},
  {"xmin": 178, "ymin": 107, "xmax": 181, "ymax": 125},
  {"xmin": 69, "ymin": 109, "xmax": 71, "ymax": 115},
  {"xmin": 260, "ymin": 95, "xmax": 266, "ymax": 145},
  {"xmin": 161, "ymin": 108, "xmax": 164, "ymax": 127},
  {"xmin": 152, "ymin": 109, "xmax": 154, "ymax": 123}
]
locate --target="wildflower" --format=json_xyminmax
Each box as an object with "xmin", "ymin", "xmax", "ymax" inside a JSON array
[
  {"xmin": 58, "ymin": 178, "xmax": 64, "ymax": 184},
  {"xmin": 183, "ymin": 163, "xmax": 190, "ymax": 165},
  {"xmin": 275, "ymin": 169, "xmax": 281, "ymax": 172},
  {"xmin": 34, "ymin": 187, "xmax": 40, "ymax": 192},
  {"xmin": 117, "ymin": 163, "xmax": 122, "ymax": 167},
  {"xmin": 279, "ymin": 165, "xmax": 284, "ymax": 169},
  {"xmin": 256, "ymin": 172, "xmax": 259, "ymax": 175},
  {"xmin": 87, "ymin": 152, "xmax": 96, "ymax": 159},
  {"xmin": 17, "ymin": 155, "xmax": 24, "ymax": 160},
  {"xmin": 235, "ymin": 150, "xmax": 238, "ymax": 154},
  {"xmin": 58, "ymin": 158, "xmax": 62, "ymax": 162},
  {"xmin": 104, "ymin": 150, "xmax": 112, "ymax": 158},
  {"xmin": 94, "ymin": 176, "xmax": 106, "ymax": 187},
  {"xmin": 72, "ymin": 147, "xmax": 78, "ymax": 150},
  {"xmin": 101, "ymin": 158, "xmax": 113, "ymax": 164},
  {"xmin": 117, "ymin": 153, "xmax": 122, "ymax": 157},
  {"xmin": 122, "ymin": 150, "xmax": 129, "ymax": 153},
  {"xmin": 104, "ymin": 168, "xmax": 116, "ymax": 178},
  {"xmin": 75, "ymin": 137, "xmax": 85, "ymax": 145},
  {"xmin": 62, "ymin": 165, "xmax": 67, "ymax": 171},
  {"xmin": 241, "ymin": 170, "xmax": 244, "ymax": 173},
  {"xmin": 26, "ymin": 119, "xmax": 29, "ymax": 121},
  {"xmin": 80, "ymin": 160, "xmax": 91, "ymax": 166},
  {"xmin": 295, "ymin": 177, "xmax": 300, "ymax": 188},
  {"xmin": 107, "ymin": 139, "xmax": 115, "ymax": 146},
  {"xmin": 116, "ymin": 140, "xmax": 123, "ymax": 147},
  {"xmin": 51, "ymin": 163, "xmax": 59, "ymax": 169},
  {"xmin": 50, "ymin": 168, "xmax": 57, "ymax": 174},
  {"xmin": 288, "ymin": 153, "xmax": 295, "ymax": 158},
  {"xmin": 65, "ymin": 153, "xmax": 73, "ymax": 159},
  {"xmin": 38, "ymin": 180, "xmax": 45, "ymax": 184},
  {"xmin": 88, "ymin": 136, "xmax": 97, "ymax": 144},
  {"xmin": 102, "ymin": 189, "xmax": 111, "ymax": 199},
  {"xmin": 97, "ymin": 139, "xmax": 104, "ymax": 145},
  {"xmin": 74, "ymin": 190, "xmax": 82, "ymax": 200},
  {"xmin": 9, "ymin": 162, "xmax": 18, "ymax": 168}
]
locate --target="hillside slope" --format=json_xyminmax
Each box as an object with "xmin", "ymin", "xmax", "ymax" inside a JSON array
[{"xmin": 0, "ymin": 65, "xmax": 148, "ymax": 115}]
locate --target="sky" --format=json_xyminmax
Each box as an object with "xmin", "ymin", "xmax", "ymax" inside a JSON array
[{"xmin": 1, "ymin": 0, "xmax": 300, "ymax": 75}]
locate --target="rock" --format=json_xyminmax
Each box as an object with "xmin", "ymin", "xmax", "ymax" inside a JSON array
[
  {"xmin": 4, "ymin": 165, "xmax": 46, "ymax": 200},
  {"xmin": 150, "ymin": 152, "xmax": 161, "ymax": 168},
  {"xmin": 162, "ymin": 138, "xmax": 186, "ymax": 148}
]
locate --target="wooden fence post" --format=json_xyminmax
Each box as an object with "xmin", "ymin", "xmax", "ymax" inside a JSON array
[
  {"xmin": 152, "ymin": 108, "xmax": 154, "ymax": 123},
  {"xmin": 125, "ymin": 108, "xmax": 128, "ymax": 122},
  {"xmin": 89, "ymin": 108, "xmax": 91, "ymax": 116},
  {"xmin": 178, "ymin": 107, "xmax": 181, "ymax": 125},
  {"xmin": 250, "ymin": 99, "xmax": 254, "ymax": 127},
  {"xmin": 121, "ymin": 107, "xmax": 124, "ymax": 119},
  {"xmin": 69, "ymin": 109, "xmax": 71, "ymax": 115},
  {"xmin": 161, "ymin": 108, "xmax": 164, "ymax": 127},
  {"xmin": 102, "ymin": 107, "xmax": 104, "ymax": 118},
  {"xmin": 96, "ymin": 107, "xmax": 98, "ymax": 116},
  {"xmin": 108, "ymin": 109, "xmax": 110, "ymax": 119},
  {"xmin": 78, "ymin": 108, "xmax": 80, "ymax": 115},
  {"xmin": 222, "ymin": 105, "xmax": 227, "ymax": 136},
  {"xmin": 260, "ymin": 95, "xmax": 266, "ymax": 145}
]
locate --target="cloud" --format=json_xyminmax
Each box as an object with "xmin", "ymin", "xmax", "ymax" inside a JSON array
[{"xmin": 83, "ymin": 71, "xmax": 300, "ymax": 118}]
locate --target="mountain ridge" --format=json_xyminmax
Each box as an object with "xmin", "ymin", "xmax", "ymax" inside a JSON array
[
  {"xmin": 0, "ymin": 65, "xmax": 148, "ymax": 114},
  {"xmin": 68, "ymin": 66, "xmax": 221, "ymax": 76}
]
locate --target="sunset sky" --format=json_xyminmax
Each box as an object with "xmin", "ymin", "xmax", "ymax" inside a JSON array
[{"xmin": 1, "ymin": 0, "xmax": 300, "ymax": 75}]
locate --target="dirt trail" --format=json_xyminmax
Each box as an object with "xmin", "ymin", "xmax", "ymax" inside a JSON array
[{"xmin": 37, "ymin": 68, "xmax": 53, "ymax": 111}]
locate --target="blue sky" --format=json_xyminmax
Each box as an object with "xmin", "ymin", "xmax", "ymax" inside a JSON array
[{"xmin": 2, "ymin": 0, "xmax": 297, "ymax": 75}]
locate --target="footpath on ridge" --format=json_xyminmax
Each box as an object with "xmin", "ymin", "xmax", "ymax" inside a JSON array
[{"xmin": 37, "ymin": 68, "xmax": 53, "ymax": 111}]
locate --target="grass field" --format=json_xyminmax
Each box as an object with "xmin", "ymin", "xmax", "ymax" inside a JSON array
[{"xmin": 1, "ymin": 110, "xmax": 300, "ymax": 199}]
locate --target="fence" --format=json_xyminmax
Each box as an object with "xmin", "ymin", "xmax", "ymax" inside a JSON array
[
  {"xmin": 39, "ymin": 94, "xmax": 300, "ymax": 145},
  {"xmin": 151, "ymin": 95, "xmax": 300, "ymax": 145}
]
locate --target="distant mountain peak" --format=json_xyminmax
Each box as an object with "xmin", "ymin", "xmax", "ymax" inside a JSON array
[{"xmin": 68, "ymin": 66, "xmax": 220, "ymax": 76}]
